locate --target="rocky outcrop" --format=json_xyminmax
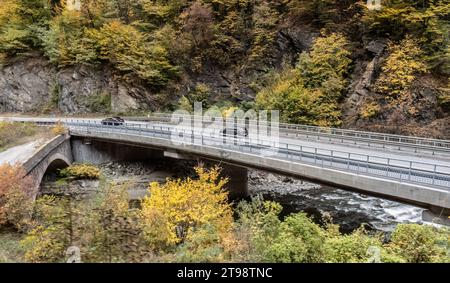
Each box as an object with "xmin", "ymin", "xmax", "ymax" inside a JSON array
[
  {"xmin": 0, "ymin": 57, "xmax": 157, "ymax": 114},
  {"xmin": 344, "ymin": 39, "xmax": 386, "ymax": 124}
]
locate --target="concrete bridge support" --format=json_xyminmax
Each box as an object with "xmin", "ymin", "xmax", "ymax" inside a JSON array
[
  {"xmin": 163, "ymin": 150, "xmax": 249, "ymax": 200},
  {"xmin": 220, "ymin": 164, "xmax": 249, "ymax": 200}
]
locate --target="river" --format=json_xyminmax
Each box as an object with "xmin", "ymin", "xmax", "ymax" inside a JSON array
[{"xmin": 248, "ymin": 170, "xmax": 424, "ymax": 233}]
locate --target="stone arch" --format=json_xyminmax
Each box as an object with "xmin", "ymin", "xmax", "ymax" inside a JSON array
[
  {"xmin": 30, "ymin": 153, "xmax": 72, "ymax": 197},
  {"xmin": 41, "ymin": 153, "xmax": 72, "ymax": 181}
]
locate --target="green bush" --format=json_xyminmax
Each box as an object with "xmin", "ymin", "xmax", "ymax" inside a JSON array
[
  {"xmin": 88, "ymin": 92, "xmax": 111, "ymax": 113},
  {"xmin": 0, "ymin": 0, "xmax": 51, "ymax": 58},
  {"xmin": 324, "ymin": 228, "xmax": 383, "ymax": 263},
  {"xmin": 59, "ymin": 164, "xmax": 101, "ymax": 180},
  {"xmin": 261, "ymin": 213, "xmax": 326, "ymax": 263},
  {"xmin": 387, "ymin": 224, "xmax": 449, "ymax": 263}
]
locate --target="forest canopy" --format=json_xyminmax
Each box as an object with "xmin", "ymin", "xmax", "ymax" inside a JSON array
[{"xmin": 0, "ymin": 0, "xmax": 448, "ymax": 125}]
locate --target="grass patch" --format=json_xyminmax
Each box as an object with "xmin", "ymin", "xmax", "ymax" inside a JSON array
[
  {"xmin": 0, "ymin": 121, "xmax": 62, "ymax": 152},
  {"xmin": 0, "ymin": 228, "xmax": 24, "ymax": 263},
  {"xmin": 0, "ymin": 122, "xmax": 38, "ymax": 151}
]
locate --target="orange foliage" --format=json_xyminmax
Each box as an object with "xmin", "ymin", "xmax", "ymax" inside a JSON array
[{"xmin": 0, "ymin": 163, "xmax": 34, "ymax": 229}]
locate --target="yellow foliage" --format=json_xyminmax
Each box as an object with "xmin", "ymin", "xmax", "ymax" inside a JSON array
[
  {"xmin": 0, "ymin": 163, "xmax": 33, "ymax": 230},
  {"xmin": 59, "ymin": 164, "xmax": 101, "ymax": 180},
  {"xmin": 222, "ymin": 107, "xmax": 239, "ymax": 118},
  {"xmin": 141, "ymin": 166, "xmax": 233, "ymax": 246},
  {"xmin": 0, "ymin": 0, "xmax": 19, "ymax": 26},
  {"xmin": 360, "ymin": 102, "xmax": 381, "ymax": 119},
  {"xmin": 376, "ymin": 38, "xmax": 427, "ymax": 98},
  {"xmin": 51, "ymin": 122, "xmax": 67, "ymax": 136}
]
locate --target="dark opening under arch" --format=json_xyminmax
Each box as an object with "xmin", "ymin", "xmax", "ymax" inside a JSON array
[{"xmin": 42, "ymin": 158, "xmax": 70, "ymax": 182}]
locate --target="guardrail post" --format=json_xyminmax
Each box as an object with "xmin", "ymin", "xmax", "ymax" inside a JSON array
[
  {"xmin": 366, "ymin": 156, "xmax": 369, "ymax": 173},
  {"xmin": 432, "ymin": 165, "xmax": 436, "ymax": 185},
  {"xmin": 408, "ymin": 161, "xmax": 412, "ymax": 181},
  {"xmin": 347, "ymin": 153, "xmax": 350, "ymax": 169},
  {"xmin": 330, "ymin": 150, "xmax": 333, "ymax": 166},
  {"xmin": 386, "ymin": 158, "xmax": 390, "ymax": 177},
  {"xmin": 299, "ymin": 146, "xmax": 303, "ymax": 161}
]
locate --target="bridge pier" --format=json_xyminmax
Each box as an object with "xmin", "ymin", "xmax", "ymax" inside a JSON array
[
  {"xmin": 422, "ymin": 207, "xmax": 450, "ymax": 226},
  {"xmin": 220, "ymin": 164, "xmax": 249, "ymax": 200},
  {"xmin": 163, "ymin": 150, "xmax": 249, "ymax": 200}
]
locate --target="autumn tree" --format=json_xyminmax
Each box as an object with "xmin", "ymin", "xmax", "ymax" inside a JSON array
[
  {"xmin": 180, "ymin": 1, "xmax": 215, "ymax": 48},
  {"xmin": 248, "ymin": 1, "xmax": 279, "ymax": 64},
  {"xmin": 42, "ymin": 9, "xmax": 100, "ymax": 65},
  {"xmin": 256, "ymin": 33, "xmax": 351, "ymax": 126},
  {"xmin": 84, "ymin": 183, "xmax": 148, "ymax": 263},
  {"xmin": 0, "ymin": 164, "xmax": 34, "ymax": 230},
  {"xmin": 90, "ymin": 20, "xmax": 178, "ymax": 87},
  {"xmin": 387, "ymin": 224, "xmax": 450, "ymax": 263},
  {"xmin": 21, "ymin": 182, "xmax": 147, "ymax": 263},
  {"xmin": 287, "ymin": 0, "xmax": 339, "ymax": 25},
  {"xmin": 20, "ymin": 195, "xmax": 80, "ymax": 263},
  {"xmin": 0, "ymin": 0, "xmax": 51, "ymax": 60},
  {"xmin": 141, "ymin": 166, "xmax": 233, "ymax": 246},
  {"xmin": 363, "ymin": 0, "xmax": 449, "ymax": 73},
  {"xmin": 375, "ymin": 38, "xmax": 427, "ymax": 98}
]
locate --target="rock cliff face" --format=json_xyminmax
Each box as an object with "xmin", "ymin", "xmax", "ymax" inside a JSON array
[{"xmin": 0, "ymin": 57, "xmax": 157, "ymax": 114}]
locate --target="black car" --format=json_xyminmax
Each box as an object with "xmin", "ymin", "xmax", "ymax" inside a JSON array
[
  {"xmin": 101, "ymin": 117, "xmax": 125, "ymax": 126},
  {"xmin": 221, "ymin": 126, "xmax": 248, "ymax": 138}
]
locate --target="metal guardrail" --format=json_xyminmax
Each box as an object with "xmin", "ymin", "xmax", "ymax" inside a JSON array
[
  {"xmin": 126, "ymin": 113, "xmax": 450, "ymax": 156},
  {"xmin": 55, "ymin": 119, "xmax": 450, "ymax": 190}
]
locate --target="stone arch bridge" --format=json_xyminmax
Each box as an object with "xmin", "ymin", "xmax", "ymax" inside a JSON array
[{"xmin": 21, "ymin": 135, "xmax": 73, "ymax": 198}]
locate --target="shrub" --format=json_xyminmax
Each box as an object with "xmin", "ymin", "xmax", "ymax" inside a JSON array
[
  {"xmin": 235, "ymin": 198, "xmax": 328, "ymax": 263},
  {"xmin": 375, "ymin": 38, "xmax": 427, "ymax": 98},
  {"xmin": 84, "ymin": 183, "xmax": 148, "ymax": 263},
  {"xmin": 88, "ymin": 92, "xmax": 111, "ymax": 113},
  {"xmin": 59, "ymin": 164, "xmax": 101, "ymax": 180},
  {"xmin": 387, "ymin": 223, "xmax": 450, "ymax": 263},
  {"xmin": 175, "ymin": 224, "xmax": 225, "ymax": 263},
  {"xmin": 141, "ymin": 166, "xmax": 233, "ymax": 246},
  {"xmin": 324, "ymin": 227, "xmax": 383, "ymax": 263},
  {"xmin": 0, "ymin": 164, "xmax": 34, "ymax": 230},
  {"xmin": 50, "ymin": 122, "xmax": 67, "ymax": 136},
  {"xmin": 20, "ymin": 195, "xmax": 80, "ymax": 263},
  {"xmin": 438, "ymin": 83, "xmax": 450, "ymax": 111},
  {"xmin": 360, "ymin": 102, "xmax": 381, "ymax": 119}
]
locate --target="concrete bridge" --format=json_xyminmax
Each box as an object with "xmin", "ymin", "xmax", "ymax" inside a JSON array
[{"xmin": 1, "ymin": 116, "xmax": 450, "ymax": 223}]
